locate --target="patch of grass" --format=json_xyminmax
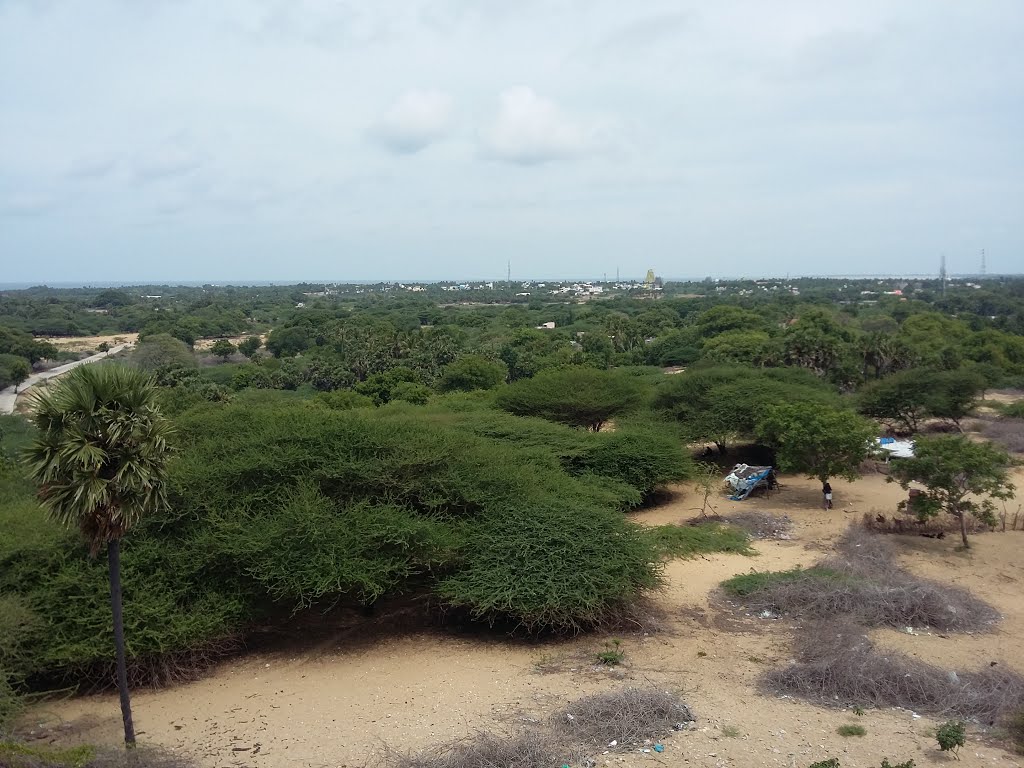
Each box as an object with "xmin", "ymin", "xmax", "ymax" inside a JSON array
[
  {"xmin": 696, "ymin": 650, "xmax": 707, "ymax": 657},
  {"xmin": 552, "ymin": 687, "xmax": 694, "ymax": 749},
  {"xmin": 721, "ymin": 567, "xmax": 851, "ymax": 598},
  {"xmin": 836, "ymin": 724, "xmax": 866, "ymax": 737},
  {"xmin": 647, "ymin": 522, "xmax": 753, "ymax": 560},
  {"xmin": 721, "ymin": 725, "xmax": 741, "ymax": 737},
  {"xmin": 596, "ymin": 639, "xmax": 624, "ymax": 666},
  {"xmin": 0, "ymin": 743, "xmax": 196, "ymax": 768},
  {"xmin": 0, "ymin": 415, "xmax": 34, "ymax": 460},
  {"xmin": 808, "ymin": 760, "xmax": 840, "ymax": 768},
  {"xmin": 999, "ymin": 401, "xmax": 1024, "ymax": 419},
  {"xmin": 0, "ymin": 743, "xmax": 94, "ymax": 768}
]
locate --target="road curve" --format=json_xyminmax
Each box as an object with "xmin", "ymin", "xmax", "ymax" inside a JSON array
[{"xmin": 0, "ymin": 344, "xmax": 131, "ymax": 416}]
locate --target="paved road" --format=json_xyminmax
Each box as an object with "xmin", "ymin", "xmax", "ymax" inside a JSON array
[{"xmin": 0, "ymin": 344, "xmax": 131, "ymax": 415}]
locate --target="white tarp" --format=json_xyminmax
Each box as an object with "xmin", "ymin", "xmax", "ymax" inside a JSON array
[{"xmin": 876, "ymin": 437, "xmax": 915, "ymax": 459}]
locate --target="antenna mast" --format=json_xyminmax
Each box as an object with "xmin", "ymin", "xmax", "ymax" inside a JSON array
[
  {"xmin": 939, "ymin": 253, "xmax": 947, "ymax": 296},
  {"xmin": 507, "ymin": 260, "xmax": 511, "ymax": 285},
  {"xmin": 980, "ymin": 248, "xmax": 986, "ymax": 276}
]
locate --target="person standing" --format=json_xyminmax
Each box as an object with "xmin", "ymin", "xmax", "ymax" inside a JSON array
[{"xmin": 822, "ymin": 480, "xmax": 833, "ymax": 510}]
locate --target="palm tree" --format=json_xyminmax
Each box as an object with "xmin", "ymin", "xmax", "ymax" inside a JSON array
[{"xmin": 24, "ymin": 364, "xmax": 173, "ymax": 748}]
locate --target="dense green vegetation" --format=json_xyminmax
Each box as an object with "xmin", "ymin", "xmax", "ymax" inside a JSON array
[
  {"xmin": 1, "ymin": 275, "xmax": 1023, "ymax": 727},
  {"xmin": 0, "ymin": 396, "xmax": 693, "ymax": 708}
]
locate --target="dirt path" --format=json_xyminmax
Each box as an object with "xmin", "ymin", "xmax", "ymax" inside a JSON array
[
  {"xmin": 23, "ymin": 473, "xmax": 1024, "ymax": 767},
  {"xmin": 0, "ymin": 344, "xmax": 132, "ymax": 415}
]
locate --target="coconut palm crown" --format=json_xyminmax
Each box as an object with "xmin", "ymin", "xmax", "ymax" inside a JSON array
[{"xmin": 25, "ymin": 363, "xmax": 173, "ymax": 549}]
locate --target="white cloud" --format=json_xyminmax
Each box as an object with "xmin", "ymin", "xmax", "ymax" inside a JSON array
[
  {"xmin": 371, "ymin": 89, "xmax": 453, "ymax": 154},
  {"xmin": 66, "ymin": 155, "xmax": 117, "ymax": 179},
  {"xmin": 132, "ymin": 142, "xmax": 203, "ymax": 183},
  {"xmin": 481, "ymin": 87, "xmax": 599, "ymax": 165}
]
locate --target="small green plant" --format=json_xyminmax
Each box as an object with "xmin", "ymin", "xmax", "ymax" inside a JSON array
[
  {"xmin": 852, "ymin": 706, "xmax": 865, "ymax": 716},
  {"xmin": 596, "ymin": 639, "xmax": 624, "ymax": 666},
  {"xmin": 836, "ymin": 724, "xmax": 866, "ymax": 737},
  {"xmin": 879, "ymin": 760, "xmax": 914, "ymax": 768},
  {"xmin": 720, "ymin": 725, "xmax": 741, "ymax": 738},
  {"xmin": 936, "ymin": 720, "xmax": 966, "ymax": 758},
  {"xmin": 696, "ymin": 650, "xmax": 707, "ymax": 657},
  {"xmin": 747, "ymin": 655, "xmax": 765, "ymax": 664},
  {"xmin": 809, "ymin": 759, "xmax": 840, "ymax": 768}
]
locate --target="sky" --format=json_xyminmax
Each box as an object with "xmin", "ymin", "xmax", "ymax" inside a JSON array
[{"xmin": 1, "ymin": 0, "xmax": 1022, "ymax": 284}]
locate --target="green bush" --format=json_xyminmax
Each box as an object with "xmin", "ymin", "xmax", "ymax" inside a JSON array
[
  {"xmin": 439, "ymin": 355, "xmax": 507, "ymax": 392},
  {"xmin": 1000, "ymin": 401, "xmax": 1024, "ymax": 419},
  {"xmin": 129, "ymin": 334, "xmax": 196, "ymax": 371},
  {"xmin": 314, "ymin": 389, "xmax": 374, "ymax": 410},
  {"xmin": 836, "ymin": 724, "xmax": 866, "ymax": 737},
  {"xmin": 453, "ymin": 410, "xmax": 689, "ymax": 506},
  {"xmin": 936, "ymin": 720, "xmax": 966, "ymax": 756},
  {"xmin": 435, "ymin": 498, "xmax": 661, "ymax": 632},
  {"xmin": 1, "ymin": 397, "xmax": 692, "ymax": 683}
]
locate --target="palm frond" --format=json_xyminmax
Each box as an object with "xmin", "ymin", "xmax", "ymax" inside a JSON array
[{"xmin": 23, "ymin": 364, "xmax": 174, "ymax": 550}]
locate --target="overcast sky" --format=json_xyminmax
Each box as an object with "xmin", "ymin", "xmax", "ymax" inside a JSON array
[{"xmin": 1, "ymin": 1, "xmax": 1021, "ymax": 284}]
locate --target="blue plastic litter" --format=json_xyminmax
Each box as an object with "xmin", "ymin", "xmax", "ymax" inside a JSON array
[
  {"xmin": 728, "ymin": 468, "xmax": 772, "ymax": 501},
  {"xmin": 653, "ymin": 744, "xmax": 665, "ymax": 753}
]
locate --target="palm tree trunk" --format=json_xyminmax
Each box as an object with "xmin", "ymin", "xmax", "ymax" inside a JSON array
[{"xmin": 107, "ymin": 539, "xmax": 136, "ymax": 747}]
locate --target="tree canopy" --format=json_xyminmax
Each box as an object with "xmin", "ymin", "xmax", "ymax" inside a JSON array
[
  {"xmin": 130, "ymin": 333, "xmax": 196, "ymax": 372},
  {"xmin": 496, "ymin": 367, "xmax": 643, "ymax": 431},
  {"xmin": 756, "ymin": 403, "xmax": 876, "ymax": 484},
  {"xmin": 888, "ymin": 435, "xmax": 1015, "ymax": 548}
]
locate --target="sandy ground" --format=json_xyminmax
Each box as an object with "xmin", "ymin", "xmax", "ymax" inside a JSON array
[
  {"xmin": 42, "ymin": 333, "xmax": 139, "ymax": 353},
  {"xmin": 20, "ymin": 470, "xmax": 1024, "ymax": 768},
  {"xmin": 193, "ymin": 335, "xmax": 267, "ymax": 352}
]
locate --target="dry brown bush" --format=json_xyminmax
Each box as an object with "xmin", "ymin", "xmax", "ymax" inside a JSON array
[
  {"xmin": 391, "ymin": 732, "xmax": 557, "ymax": 768},
  {"xmin": 862, "ymin": 511, "xmax": 987, "ymax": 537},
  {"xmin": 392, "ymin": 687, "xmax": 694, "ymax": 768},
  {"xmin": 731, "ymin": 527, "xmax": 1000, "ymax": 632},
  {"xmin": 763, "ymin": 622, "xmax": 1024, "ymax": 727},
  {"xmin": 984, "ymin": 418, "xmax": 1024, "ymax": 453},
  {"xmin": 551, "ymin": 687, "xmax": 693, "ymax": 749}
]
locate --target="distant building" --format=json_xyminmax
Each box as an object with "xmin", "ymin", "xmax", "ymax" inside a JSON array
[{"xmin": 536, "ymin": 321, "xmax": 556, "ymax": 329}]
